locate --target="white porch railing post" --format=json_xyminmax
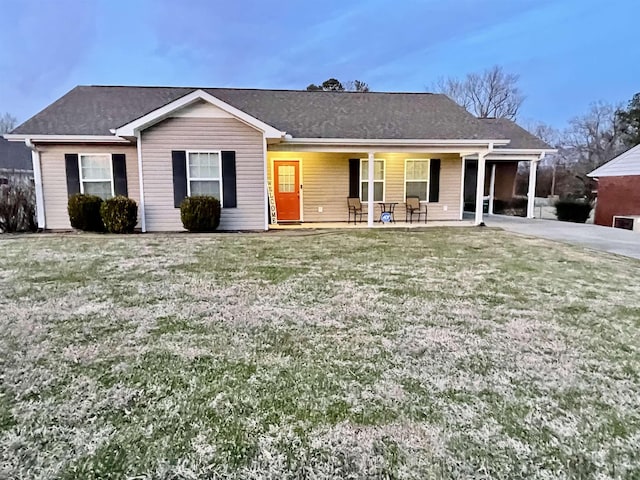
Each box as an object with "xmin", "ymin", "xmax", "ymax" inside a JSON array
[
  {"xmin": 475, "ymin": 153, "xmax": 486, "ymax": 225},
  {"xmin": 367, "ymin": 152, "xmax": 375, "ymax": 227},
  {"xmin": 488, "ymin": 163, "xmax": 496, "ymax": 215},
  {"xmin": 527, "ymin": 160, "xmax": 538, "ymax": 218}
]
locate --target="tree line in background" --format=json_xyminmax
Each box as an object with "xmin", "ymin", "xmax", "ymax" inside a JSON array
[
  {"xmin": 511, "ymin": 92, "xmax": 640, "ymax": 200},
  {"xmin": 306, "ymin": 78, "xmax": 370, "ymax": 92}
]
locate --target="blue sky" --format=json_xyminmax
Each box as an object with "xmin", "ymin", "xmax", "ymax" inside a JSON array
[{"xmin": 0, "ymin": 0, "xmax": 638, "ymax": 128}]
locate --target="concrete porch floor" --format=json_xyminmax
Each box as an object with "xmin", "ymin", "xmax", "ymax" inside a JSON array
[{"xmin": 269, "ymin": 220, "xmax": 475, "ymax": 229}]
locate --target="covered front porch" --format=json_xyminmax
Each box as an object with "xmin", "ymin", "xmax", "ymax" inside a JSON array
[
  {"xmin": 265, "ymin": 143, "xmax": 543, "ymax": 228},
  {"xmin": 266, "ymin": 149, "xmax": 466, "ymax": 227}
]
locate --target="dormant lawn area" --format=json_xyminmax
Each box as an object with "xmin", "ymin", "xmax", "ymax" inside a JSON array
[{"xmin": 1, "ymin": 228, "xmax": 639, "ymax": 479}]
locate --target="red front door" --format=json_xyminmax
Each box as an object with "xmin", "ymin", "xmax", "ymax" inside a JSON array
[{"xmin": 274, "ymin": 161, "xmax": 300, "ymax": 221}]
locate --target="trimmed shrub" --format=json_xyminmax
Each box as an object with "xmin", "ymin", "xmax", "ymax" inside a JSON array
[
  {"xmin": 0, "ymin": 184, "xmax": 37, "ymax": 233},
  {"xmin": 100, "ymin": 196, "xmax": 138, "ymax": 233},
  {"xmin": 68, "ymin": 194, "xmax": 104, "ymax": 232},
  {"xmin": 180, "ymin": 196, "xmax": 221, "ymax": 232},
  {"xmin": 555, "ymin": 199, "xmax": 592, "ymax": 223}
]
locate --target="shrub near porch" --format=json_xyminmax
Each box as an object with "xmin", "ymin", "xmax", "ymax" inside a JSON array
[{"xmin": 1, "ymin": 229, "xmax": 639, "ymax": 478}]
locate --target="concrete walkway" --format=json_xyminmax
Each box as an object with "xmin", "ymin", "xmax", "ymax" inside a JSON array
[{"xmin": 485, "ymin": 215, "xmax": 640, "ymax": 260}]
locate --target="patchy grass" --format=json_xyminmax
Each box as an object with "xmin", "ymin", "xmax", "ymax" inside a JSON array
[{"xmin": 1, "ymin": 228, "xmax": 640, "ymax": 479}]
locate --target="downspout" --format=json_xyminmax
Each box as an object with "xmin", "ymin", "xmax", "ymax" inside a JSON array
[{"xmin": 25, "ymin": 139, "xmax": 45, "ymax": 230}]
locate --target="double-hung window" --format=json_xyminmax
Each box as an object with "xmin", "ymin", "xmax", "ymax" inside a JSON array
[
  {"xmin": 79, "ymin": 154, "xmax": 113, "ymax": 199},
  {"xmin": 360, "ymin": 159, "xmax": 385, "ymax": 202},
  {"xmin": 187, "ymin": 151, "xmax": 222, "ymax": 201},
  {"xmin": 405, "ymin": 159, "xmax": 430, "ymax": 201}
]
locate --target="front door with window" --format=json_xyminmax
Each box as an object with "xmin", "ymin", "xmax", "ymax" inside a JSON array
[{"xmin": 274, "ymin": 160, "xmax": 300, "ymax": 221}]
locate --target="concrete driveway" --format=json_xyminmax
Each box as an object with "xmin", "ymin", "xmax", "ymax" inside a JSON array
[{"xmin": 484, "ymin": 215, "xmax": 640, "ymax": 260}]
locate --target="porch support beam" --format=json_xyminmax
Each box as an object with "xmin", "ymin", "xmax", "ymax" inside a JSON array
[
  {"xmin": 25, "ymin": 139, "xmax": 45, "ymax": 229},
  {"xmin": 527, "ymin": 159, "xmax": 539, "ymax": 219},
  {"xmin": 488, "ymin": 163, "xmax": 496, "ymax": 215},
  {"xmin": 475, "ymin": 152, "xmax": 487, "ymax": 225},
  {"xmin": 269, "ymin": 144, "xmax": 482, "ymax": 155},
  {"xmin": 367, "ymin": 151, "xmax": 375, "ymax": 227}
]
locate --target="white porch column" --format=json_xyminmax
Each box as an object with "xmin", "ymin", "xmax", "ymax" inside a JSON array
[
  {"xmin": 475, "ymin": 153, "xmax": 486, "ymax": 225},
  {"xmin": 25, "ymin": 140, "xmax": 45, "ymax": 229},
  {"xmin": 367, "ymin": 152, "xmax": 375, "ymax": 227},
  {"xmin": 488, "ymin": 163, "xmax": 496, "ymax": 215},
  {"xmin": 527, "ymin": 160, "xmax": 539, "ymax": 218},
  {"xmin": 136, "ymin": 133, "xmax": 147, "ymax": 232},
  {"xmin": 30, "ymin": 147, "xmax": 45, "ymax": 229}
]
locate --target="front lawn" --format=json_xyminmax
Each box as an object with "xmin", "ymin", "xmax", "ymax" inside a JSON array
[{"xmin": 1, "ymin": 228, "xmax": 639, "ymax": 479}]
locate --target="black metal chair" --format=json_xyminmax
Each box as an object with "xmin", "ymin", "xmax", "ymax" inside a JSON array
[
  {"xmin": 405, "ymin": 196, "xmax": 427, "ymax": 223},
  {"xmin": 347, "ymin": 197, "xmax": 364, "ymax": 224}
]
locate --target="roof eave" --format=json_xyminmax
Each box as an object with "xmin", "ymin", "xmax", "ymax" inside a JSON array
[
  {"xmin": 281, "ymin": 138, "xmax": 511, "ymax": 147},
  {"xmin": 491, "ymin": 148, "xmax": 557, "ymax": 154},
  {"xmin": 3, "ymin": 134, "xmax": 131, "ymax": 144}
]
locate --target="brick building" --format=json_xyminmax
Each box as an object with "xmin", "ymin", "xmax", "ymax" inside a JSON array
[{"xmin": 589, "ymin": 144, "xmax": 640, "ymax": 227}]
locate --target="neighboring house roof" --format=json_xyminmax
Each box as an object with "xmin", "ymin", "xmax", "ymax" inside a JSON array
[
  {"xmin": 479, "ymin": 118, "xmax": 552, "ymax": 150},
  {"xmin": 10, "ymin": 85, "xmax": 546, "ymax": 148},
  {"xmin": 0, "ymin": 137, "xmax": 32, "ymax": 170},
  {"xmin": 588, "ymin": 144, "xmax": 640, "ymax": 177}
]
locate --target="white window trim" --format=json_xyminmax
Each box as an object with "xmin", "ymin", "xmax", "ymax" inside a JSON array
[
  {"xmin": 186, "ymin": 150, "xmax": 224, "ymax": 206},
  {"xmin": 78, "ymin": 153, "xmax": 115, "ymax": 198},
  {"xmin": 404, "ymin": 158, "xmax": 431, "ymax": 203},
  {"xmin": 359, "ymin": 158, "xmax": 386, "ymax": 203}
]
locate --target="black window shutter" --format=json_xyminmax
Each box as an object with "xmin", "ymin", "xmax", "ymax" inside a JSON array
[
  {"xmin": 65, "ymin": 153, "xmax": 80, "ymax": 197},
  {"xmin": 172, "ymin": 150, "xmax": 187, "ymax": 208},
  {"xmin": 112, "ymin": 154, "xmax": 128, "ymax": 197},
  {"xmin": 348, "ymin": 158, "xmax": 360, "ymax": 197},
  {"xmin": 429, "ymin": 159, "xmax": 441, "ymax": 202},
  {"xmin": 221, "ymin": 150, "xmax": 237, "ymax": 208}
]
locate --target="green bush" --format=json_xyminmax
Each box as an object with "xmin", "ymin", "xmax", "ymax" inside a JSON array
[
  {"xmin": 68, "ymin": 194, "xmax": 104, "ymax": 232},
  {"xmin": 100, "ymin": 196, "xmax": 138, "ymax": 233},
  {"xmin": 555, "ymin": 199, "xmax": 592, "ymax": 223},
  {"xmin": 180, "ymin": 196, "xmax": 221, "ymax": 232}
]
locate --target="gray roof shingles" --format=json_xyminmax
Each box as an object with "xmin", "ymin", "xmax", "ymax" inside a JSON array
[
  {"xmin": 11, "ymin": 86, "xmax": 549, "ymax": 148},
  {"xmin": 480, "ymin": 117, "xmax": 551, "ymax": 150}
]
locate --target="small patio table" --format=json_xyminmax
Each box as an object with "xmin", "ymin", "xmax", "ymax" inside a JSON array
[{"xmin": 378, "ymin": 202, "xmax": 398, "ymax": 223}]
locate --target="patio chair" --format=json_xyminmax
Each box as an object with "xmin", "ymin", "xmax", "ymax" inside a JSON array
[
  {"xmin": 405, "ymin": 196, "xmax": 427, "ymax": 223},
  {"xmin": 347, "ymin": 197, "xmax": 364, "ymax": 224}
]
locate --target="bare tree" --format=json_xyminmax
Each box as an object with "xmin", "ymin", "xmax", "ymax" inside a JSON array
[
  {"xmin": 433, "ymin": 65, "xmax": 524, "ymax": 119},
  {"xmin": 343, "ymin": 80, "xmax": 370, "ymax": 92},
  {"xmin": 564, "ymin": 101, "xmax": 625, "ymax": 173},
  {"xmin": 0, "ymin": 112, "xmax": 17, "ymax": 134}
]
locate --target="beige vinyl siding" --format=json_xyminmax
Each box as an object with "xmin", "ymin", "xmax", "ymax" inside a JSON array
[
  {"xmin": 268, "ymin": 152, "xmax": 364, "ymax": 222},
  {"xmin": 39, "ymin": 144, "xmax": 140, "ymax": 230},
  {"xmin": 267, "ymin": 152, "xmax": 463, "ymax": 222},
  {"xmin": 141, "ymin": 117, "xmax": 265, "ymax": 231}
]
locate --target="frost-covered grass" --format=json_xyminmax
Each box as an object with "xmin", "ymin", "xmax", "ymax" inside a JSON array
[{"xmin": 1, "ymin": 228, "xmax": 639, "ymax": 479}]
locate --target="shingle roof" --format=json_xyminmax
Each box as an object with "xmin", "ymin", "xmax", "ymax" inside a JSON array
[
  {"xmin": 588, "ymin": 144, "xmax": 640, "ymax": 177},
  {"xmin": 0, "ymin": 137, "xmax": 32, "ymax": 171},
  {"xmin": 12, "ymin": 85, "xmax": 548, "ymax": 148},
  {"xmin": 479, "ymin": 118, "xmax": 552, "ymax": 150}
]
